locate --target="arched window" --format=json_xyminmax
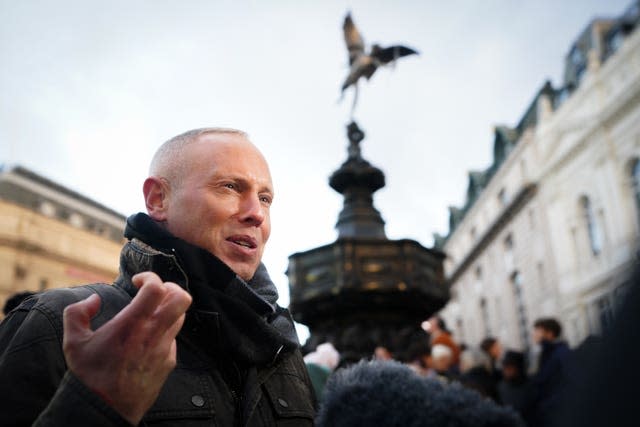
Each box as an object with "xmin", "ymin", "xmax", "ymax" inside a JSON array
[
  {"xmin": 511, "ymin": 271, "xmax": 530, "ymax": 351},
  {"xmin": 479, "ymin": 297, "xmax": 491, "ymax": 336},
  {"xmin": 580, "ymin": 196, "xmax": 602, "ymax": 256}
]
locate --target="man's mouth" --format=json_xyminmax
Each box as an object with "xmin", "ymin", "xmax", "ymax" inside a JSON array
[{"xmin": 227, "ymin": 236, "xmax": 257, "ymax": 249}]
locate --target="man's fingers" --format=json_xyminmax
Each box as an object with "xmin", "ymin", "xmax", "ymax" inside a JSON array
[
  {"xmin": 165, "ymin": 313, "xmax": 187, "ymax": 341},
  {"xmin": 110, "ymin": 275, "xmax": 190, "ymax": 343},
  {"xmin": 144, "ymin": 286, "xmax": 191, "ymax": 344},
  {"xmin": 124, "ymin": 273, "xmax": 169, "ymax": 321},
  {"xmin": 131, "ymin": 272, "xmax": 162, "ymax": 290},
  {"xmin": 63, "ymin": 293, "xmax": 101, "ymax": 347},
  {"xmin": 155, "ymin": 284, "xmax": 192, "ymax": 323}
]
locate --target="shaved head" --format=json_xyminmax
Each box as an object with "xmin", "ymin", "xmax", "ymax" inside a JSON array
[{"xmin": 150, "ymin": 127, "xmax": 249, "ymax": 186}]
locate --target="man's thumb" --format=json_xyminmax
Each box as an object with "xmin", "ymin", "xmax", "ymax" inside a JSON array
[{"xmin": 63, "ymin": 293, "xmax": 101, "ymax": 342}]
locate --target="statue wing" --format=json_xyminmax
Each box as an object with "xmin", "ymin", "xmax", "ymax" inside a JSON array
[
  {"xmin": 343, "ymin": 12, "xmax": 365, "ymax": 65},
  {"xmin": 371, "ymin": 45, "xmax": 419, "ymax": 65}
]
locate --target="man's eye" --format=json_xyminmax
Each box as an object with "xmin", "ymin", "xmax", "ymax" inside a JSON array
[
  {"xmin": 224, "ymin": 183, "xmax": 236, "ymax": 190},
  {"xmin": 260, "ymin": 196, "xmax": 272, "ymax": 205}
]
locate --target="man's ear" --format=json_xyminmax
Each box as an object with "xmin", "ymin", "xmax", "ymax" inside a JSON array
[{"xmin": 143, "ymin": 177, "xmax": 169, "ymax": 221}]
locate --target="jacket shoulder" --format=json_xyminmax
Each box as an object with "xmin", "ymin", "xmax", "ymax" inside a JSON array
[{"xmin": 1, "ymin": 283, "xmax": 131, "ymax": 348}]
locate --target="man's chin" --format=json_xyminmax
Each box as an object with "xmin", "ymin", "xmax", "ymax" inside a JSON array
[{"xmin": 226, "ymin": 261, "xmax": 257, "ymax": 282}]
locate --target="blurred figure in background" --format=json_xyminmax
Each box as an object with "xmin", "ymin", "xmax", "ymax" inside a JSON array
[
  {"xmin": 427, "ymin": 343, "xmax": 456, "ymax": 383},
  {"xmin": 551, "ymin": 264, "xmax": 640, "ymax": 427},
  {"xmin": 395, "ymin": 327, "xmax": 431, "ymax": 376},
  {"xmin": 424, "ymin": 315, "xmax": 461, "ymax": 372},
  {"xmin": 498, "ymin": 350, "xmax": 534, "ymax": 423},
  {"xmin": 480, "ymin": 336, "xmax": 503, "ymax": 382},
  {"xmin": 458, "ymin": 345, "xmax": 500, "ymax": 402},
  {"xmin": 529, "ymin": 317, "xmax": 571, "ymax": 427},
  {"xmin": 373, "ymin": 346, "xmax": 393, "ymax": 361},
  {"xmin": 304, "ymin": 342, "xmax": 340, "ymax": 403}
]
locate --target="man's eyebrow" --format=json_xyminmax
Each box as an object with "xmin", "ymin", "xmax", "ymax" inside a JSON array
[
  {"xmin": 217, "ymin": 174, "xmax": 274, "ymax": 194},
  {"xmin": 259, "ymin": 185, "xmax": 275, "ymax": 198}
]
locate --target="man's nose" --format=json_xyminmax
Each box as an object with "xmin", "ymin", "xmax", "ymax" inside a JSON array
[{"xmin": 239, "ymin": 194, "xmax": 266, "ymax": 226}]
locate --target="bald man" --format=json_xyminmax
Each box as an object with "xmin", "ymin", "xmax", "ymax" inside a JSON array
[{"xmin": 0, "ymin": 128, "xmax": 316, "ymax": 426}]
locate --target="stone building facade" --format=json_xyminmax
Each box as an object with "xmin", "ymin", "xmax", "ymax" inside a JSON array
[
  {"xmin": 436, "ymin": 2, "xmax": 640, "ymax": 352},
  {"xmin": 0, "ymin": 165, "xmax": 125, "ymax": 315}
]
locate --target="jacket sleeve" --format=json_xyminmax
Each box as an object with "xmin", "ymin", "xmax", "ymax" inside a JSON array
[{"xmin": 0, "ymin": 292, "xmax": 132, "ymax": 426}]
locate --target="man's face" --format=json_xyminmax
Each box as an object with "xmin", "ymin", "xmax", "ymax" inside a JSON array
[
  {"xmin": 533, "ymin": 327, "xmax": 552, "ymax": 344},
  {"xmin": 489, "ymin": 341, "xmax": 502, "ymax": 359},
  {"xmin": 161, "ymin": 133, "xmax": 273, "ymax": 281}
]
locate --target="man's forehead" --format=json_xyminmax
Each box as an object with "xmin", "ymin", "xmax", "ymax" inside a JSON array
[{"xmin": 194, "ymin": 134, "xmax": 273, "ymax": 188}]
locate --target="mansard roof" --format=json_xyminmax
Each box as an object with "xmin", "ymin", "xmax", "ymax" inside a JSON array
[{"xmin": 434, "ymin": 1, "xmax": 639, "ymax": 250}]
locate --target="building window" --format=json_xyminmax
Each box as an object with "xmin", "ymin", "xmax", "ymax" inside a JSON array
[
  {"xmin": 528, "ymin": 209, "xmax": 536, "ymax": 229},
  {"xmin": 498, "ymin": 188, "xmax": 508, "ymax": 207},
  {"xmin": 14, "ymin": 265, "xmax": 27, "ymax": 280},
  {"xmin": 536, "ymin": 262, "xmax": 546, "ymax": 295},
  {"xmin": 504, "ymin": 233, "xmax": 514, "ymax": 271},
  {"xmin": 580, "ymin": 196, "xmax": 602, "ymax": 256},
  {"xmin": 39, "ymin": 279, "xmax": 48, "ymax": 291},
  {"xmin": 504, "ymin": 234, "xmax": 514, "ymax": 250},
  {"xmin": 39, "ymin": 201, "xmax": 56, "ymax": 217},
  {"xmin": 554, "ymin": 87, "xmax": 570, "ymax": 108},
  {"xmin": 607, "ymin": 29, "xmax": 624, "ymax": 55},
  {"xmin": 570, "ymin": 46, "xmax": 584, "ymax": 65},
  {"xmin": 632, "ymin": 158, "xmax": 640, "ymax": 227},
  {"xmin": 69, "ymin": 213, "xmax": 84, "ymax": 228},
  {"xmin": 474, "ymin": 266, "xmax": 483, "ymax": 294},
  {"xmin": 456, "ymin": 317, "xmax": 465, "ymax": 344},
  {"xmin": 511, "ymin": 271, "xmax": 530, "ymax": 350},
  {"xmin": 575, "ymin": 65, "xmax": 587, "ymax": 84},
  {"xmin": 480, "ymin": 297, "xmax": 491, "ymax": 336},
  {"xmin": 494, "ymin": 296, "xmax": 502, "ymax": 326},
  {"xmin": 597, "ymin": 295, "xmax": 614, "ymax": 334}
]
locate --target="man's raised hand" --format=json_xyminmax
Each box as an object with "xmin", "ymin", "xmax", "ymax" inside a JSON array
[{"xmin": 62, "ymin": 272, "xmax": 192, "ymax": 425}]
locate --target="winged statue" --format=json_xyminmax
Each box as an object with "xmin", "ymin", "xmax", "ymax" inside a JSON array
[{"xmin": 340, "ymin": 12, "xmax": 419, "ymax": 116}]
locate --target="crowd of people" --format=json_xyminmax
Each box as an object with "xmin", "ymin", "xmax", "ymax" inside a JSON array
[{"xmin": 304, "ymin": 314, "xmax": 580, "ymax": 427}]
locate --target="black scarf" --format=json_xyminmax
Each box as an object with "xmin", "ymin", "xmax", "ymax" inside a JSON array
[{"xmin": 124, "ymin": 213, "xmax": 299, "ymax": 367}]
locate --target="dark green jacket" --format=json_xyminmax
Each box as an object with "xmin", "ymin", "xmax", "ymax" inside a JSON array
[{"xmin": 0, "ymin": 215, "xmax": 316, "ymax": 426}]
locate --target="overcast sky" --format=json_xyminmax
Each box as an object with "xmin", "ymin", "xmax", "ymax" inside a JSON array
[{"xmin": 1, "ymin": 0, "xmax": 632, "ymax": 320}]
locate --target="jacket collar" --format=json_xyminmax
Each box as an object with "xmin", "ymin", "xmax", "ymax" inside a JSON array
[{"xmin": 121, "ymin": 213, "xmax": 277, "ymax": 315}]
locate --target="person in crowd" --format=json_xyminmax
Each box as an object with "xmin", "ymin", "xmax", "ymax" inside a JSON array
[
  {"xmin": 551, "ymin": 265, "xmax": 640, "ymax": 427},
  {"xmin": 304, "ymin": 342, "xmax": 340, "ymax": 403},
  {"xmin": 424, "ymin": 314, "xmax": 461, "ymax": 370},
  {"xmin": 373, "ymin": 345, "xmax": 393, "ymax": 361},
  {"xmin": 393, "ymin": 327, "xmax": 431, "ymax": 376},
  {"xmin": 529, "ymin": 317, "xmax": 571, "ymax": 427},
  {"xmin": 316, "ymin": 359, "xmax": 525, "ymax": 427},
  {"xmin": 427, "ymin": 343, "xmax": 456, "ymax": 383},
  {"xmin": 458, "ymin": 345, "xmax": 500, "ymax": 402},
  {"xmin": 0, "ymin": 128, "xmax": 316, "ymax": 425},
  {"xmin": 480, "ymin": 336, "xmax": 503, "ymax": 382},
  {"xmin": 2, "ymin": 290, "xmax": 36, "ymax": 316},
  {"xmin": 498, "ymin": 350, "xmax": 534, "ymax": 422}
]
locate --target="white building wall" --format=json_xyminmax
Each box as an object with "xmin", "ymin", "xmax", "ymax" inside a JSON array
[{"xmin": 440, "ymin": 26, "xmax": 640, "ymax": 352}]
